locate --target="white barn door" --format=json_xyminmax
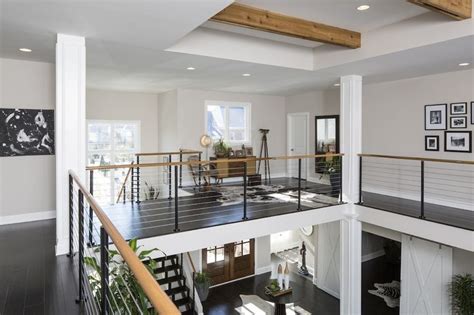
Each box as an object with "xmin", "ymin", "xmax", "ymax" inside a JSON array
[
  {"xmin": 400, "ymin": 235, "xmax": 452, "ymax": 315},
  {"xmin": 316, "ymin": 221, "xmax": 340, "ymax": 298}
]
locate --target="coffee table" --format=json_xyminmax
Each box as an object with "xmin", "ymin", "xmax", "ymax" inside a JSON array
[{"xmin": 256, "ymin": 280, "xmax": 303, "ymax": 315}]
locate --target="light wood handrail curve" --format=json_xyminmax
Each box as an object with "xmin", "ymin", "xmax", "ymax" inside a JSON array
[
  {"xmin": 136, "ymin": 149, "xmax": 202, "ymax": 157},
  {"xmin": 86, "ymin": 153, "xmax": 344, "ymax": 171},
  {"xmin": 358, "ymin": 153, "xmax": 474, "ymax": 165},
  {"xmin": 69, "ymin": 170, "xmax": 180, "ymax": 315},
  {"xmin": 186, "ymin": 252, "xmax": 196, "ymax": 274}
]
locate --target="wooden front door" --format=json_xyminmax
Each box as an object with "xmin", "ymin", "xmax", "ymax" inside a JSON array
[{"xmin": 202, "ymin": 239, "xmax": 255, "ymax": 286}]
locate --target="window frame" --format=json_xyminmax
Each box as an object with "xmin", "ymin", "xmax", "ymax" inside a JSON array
[
  {"xmin": 86, "ymin": 119, "xmax": 141, "ymax": 204},
  {"xmin": 204, "ymin": 100, "xmax": 252, "ymax": 145}
]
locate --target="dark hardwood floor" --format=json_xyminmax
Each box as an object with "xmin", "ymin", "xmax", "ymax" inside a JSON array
[
  {"xmin": 101, "ymin": 178, "xmax": 339, "ymax": 240},
  {"xmin": 362, "ymin": 255, "xmax": 401, "ymax": 315},
  {"xmin": 202, "ymin": 272, "xmax": 340, "ymax": 315},
  {"xmin": 362, "ymin": 192, "xmax": 474, "ymax": 230},
  {"xmin": 0, "ymin": 219, "xmax": 80, "ymax": 315}
]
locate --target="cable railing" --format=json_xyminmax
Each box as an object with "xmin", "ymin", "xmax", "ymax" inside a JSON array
[
  {"xmin": 68, "ymin": 170, "xmax": 180, "ymax": 315},
  {"xmin": 85, "ymin": 153, "xmax": 344, "ymax": 239},
  {"xmin": 358, "ymin": 154, "xmax": 474, "ymax": 230}
]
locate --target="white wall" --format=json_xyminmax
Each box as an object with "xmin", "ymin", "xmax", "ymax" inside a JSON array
[
  {"xmin": 286, "ymin": 89, "xmax": 340, "ymax": 178},
  {"xmin": 255, "ymin": 235, "xmax": 272, "ymax": 275},
  {"xmin": 453, "ymin": 248, "xmax": 474, "ymax": 275},
  {"xmin": 86, "ymin": 89, "xmax": 159, "ymax": 153},
  {"xmin": 0, "ymin": 58, "xmax": 56, "ymax": 224},
  {"xmin": 157, "ymin": 90, "xmax": 178, "ymax": 152}
]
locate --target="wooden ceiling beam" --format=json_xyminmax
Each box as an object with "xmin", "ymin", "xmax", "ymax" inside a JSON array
[
  {"xmin": 408, "ymin": 0, "xmax": 472, "ymax": 20},
  {"xmin": 210, "ymin": 3, "xmax": 361, "ymax": 49}
]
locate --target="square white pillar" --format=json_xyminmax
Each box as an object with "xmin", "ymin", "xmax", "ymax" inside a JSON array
[
  {"xmin": 340, "ymin": 75, "xmax": 362, "ymax": 205},
  {"xmin": 340, "ymin": 215, "xmax": 362, "ymax": 315},
  {"xmin": 55, "ymin": 34, "xmax": 86, "ymax": 255}
]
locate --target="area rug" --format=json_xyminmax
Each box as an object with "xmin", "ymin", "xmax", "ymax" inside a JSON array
[
  {"xmin": 368, "ymin": 280, "xmax": 400, "ymax": 308},
  {"xmin": 236, "ymin": 295, "xmax": 311, "ymax": 315}
]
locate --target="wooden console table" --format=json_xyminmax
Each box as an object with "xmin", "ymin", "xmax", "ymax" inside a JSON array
[{"xmin": 210, "ymin": 156, "xmax": 257, "ymax": 180}]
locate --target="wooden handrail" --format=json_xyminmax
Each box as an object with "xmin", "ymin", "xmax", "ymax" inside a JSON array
[
  {"xmin": 358, "ymin": 153, "xmax": 474, "ymax": 165},
  {"xmin": 116, "ymin": 162, "xmax": 134, "ymax": 203},
  {"xmin": 136, "ymin": 149, "xmax": 202, "ymax": 157},
  {"xmin": 86, "ymin": 153, "xmax": 344, "ymax": 171},
  {"xmin": 187, "ymin": 252, "xmax": 196, "ymax": 273},
  {"xmin": 69, "ymin": 170, "xmax": 180, "ymax": 315}
]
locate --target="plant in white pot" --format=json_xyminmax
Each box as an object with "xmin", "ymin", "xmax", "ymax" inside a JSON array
[
  {"xmin": 450, "ymin": 273, "xmax": 474, "ymax": 315},
  {"xmin": 195, "ymin": 272, "xmax": 211, "ymax": 302}
]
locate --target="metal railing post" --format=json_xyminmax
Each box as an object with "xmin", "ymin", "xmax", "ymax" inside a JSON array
[
  {"xmin": 68, "ymin": 174, "xmax": 74, "ymax": 257},
  {"xmin": 89, "ymin": 170, "xmax": 94, "ymax": 245},
  {"xmin": 123, "ymin": 186, "xmax": 126, "ymax": 204},
  {"xmin": 243, "ymin": 162, "xmax": 248, "ymax": 220},
  {"xmin": 136, "ymin": 156, "xmax": 141, "ymax": 203},
  {"xmin": 192, "ymin": 271, "xmax": 196, "ymax": 314},
  {"xmin": 358, "ymin": 156, "xmax": 363, "ymax": 204},
  {"xmin": 174, "ymin": 165, "xmax": 180, "ymax": 232},
  {"xmin": 76, "ymin": 190, "xmax": 84, "ymax": 304},
  {"xmin": 179, "ymin": 150, "xmax": 183, "ymax": 188},
  {"xmin": 168, "ymin": 154, "xmax": 172, "ymax": 200},
  {"xmin": 420, "ymin": 160, "xmax": 425, "ymax": 219},
  {"xmin": 339, "ymin": 157, "xmax": 343, "ymax": 204},
  {"xmin": 100, "ymin": 227, "xmax": 109, "ymax": 315},
  {"xmin": 198, "ymin": 152, "xmax": 202, "ymax": 188},
  {"xmin": 131, "ymin": 167, "xmax": 135, "ymax": 203},
  {"xmin": 297, "ymin": 158, "xmax": 302, "ymax": 211}
]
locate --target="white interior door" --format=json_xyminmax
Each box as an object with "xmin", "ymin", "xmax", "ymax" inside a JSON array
[
  {"xmin": 287, "ymin": 113, "xmax": 308, "ymax": 179},
  {"xmin": 316, "ymin": 221, "xmax": 341, "ymax": 298},
  {"xmin": 400, "ymin": 235, "xmax": 452, "ymax": 315}
]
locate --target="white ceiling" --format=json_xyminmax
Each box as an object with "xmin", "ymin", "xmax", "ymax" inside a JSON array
[{"xmin": 0, "ymin": 0, "xmax": 472, "ymax": 96}]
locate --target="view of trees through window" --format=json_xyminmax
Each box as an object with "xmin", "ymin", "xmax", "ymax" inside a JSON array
[{"xmin": 206, "ymin": 102, "xmax": 250, "ymax": 144}]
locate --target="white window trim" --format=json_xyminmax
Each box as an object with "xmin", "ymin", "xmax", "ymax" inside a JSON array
[
  {"xmin": 86, "ymin": 120, "xmax": 141, "ymax": 204},
  {"xmin": 204, "ymin": 100, "xmax": 252, "ymax": 145}
]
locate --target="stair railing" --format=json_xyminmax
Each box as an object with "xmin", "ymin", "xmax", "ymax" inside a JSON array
[
  {"xmin": 116, "ymin": 161, "xmax": 134, "ymax": 204},
  {"xmin": 185, "ymin": 252, "xmax": 202, "ymax": 314}
]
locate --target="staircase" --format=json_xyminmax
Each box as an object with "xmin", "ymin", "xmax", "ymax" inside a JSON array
[{"xmin": 154, "ymin": 254, "xmax": 195, "ymax": 314}]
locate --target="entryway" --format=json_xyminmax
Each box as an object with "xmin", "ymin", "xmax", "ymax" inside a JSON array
[
  {"xmin": 202, "ymin": 239, "xmax": 255, "ymax": 286},
  {"xmin": 287, "ymin": 113, "xmax": 309, "ymax": 179}
]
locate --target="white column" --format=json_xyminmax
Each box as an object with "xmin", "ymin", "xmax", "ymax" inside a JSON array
[
  {"xmin": 339, "ymin": 75, "xmax": 363, "ymax": 314},
  {"xmin": 55, "ymin": 34, "xmax": 86, "ymax": 255},
  {"xmin": 340, "ymin": 214, "xmax": 362, "ymax": 315},
  {"xmin": 339, "ymin": 75, "xmax": 362, "ymax": 204}
]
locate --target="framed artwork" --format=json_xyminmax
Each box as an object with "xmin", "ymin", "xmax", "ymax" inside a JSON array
[
  {"xmin": 0, "ymin": 108, "xmax": 55, "ymax": 157},
  {"xmin": 444, "ymin": 131, "xmax": 472, "ymax": 153},
  {"xmin": 425, "ymin": 135, "xmax": 439, "ymax": 151},
  {"xmin": 234, "ymin": 149, "xmax": 244, "ymax": 157},
  {"xmin": 245, "ymin": 147, "xmax": 253, "ymax": 156},
  {"xmin": 471, "ymin": 102, "xmax": 474, "ymax": 124},
  {"xmin": 424, "ymin": 104, "xmax": 447, "ymax": 130},
  {"xmin": 450, "ymin": 102, "xmax": 467, "ymax": 115},
  {"xmin": 450, "ymin": 116, "xmax": 467, "ymax": 129}
]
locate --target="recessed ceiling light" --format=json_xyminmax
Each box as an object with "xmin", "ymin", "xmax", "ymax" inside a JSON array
[
  {"xmin": 357, "ymin": 4, "xmax": 370, "ymax": 11},
  {"xmin": 19, "ymin": 48, "xmax": 32, "ymax": 52},
  {"xmin": 334, "ymin": 83, "xmax": 340, "ymax": 87},
  {"xmin": 242, "ymin": 73, "xmax": 251, "ymax": 77},
  {"xmin": 186, "ymin": 67, "xmax": 196, "ymax": 70},
  {"xmin": 458, "ymin": 62, "xmax": 470, "ymax": 67}
]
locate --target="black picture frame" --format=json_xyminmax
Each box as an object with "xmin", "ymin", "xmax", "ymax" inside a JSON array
[
  {"xmin": 471, "ymin": 102, "xmax": 474, "ymax": 125},
  {"xmin": 450, "ymin": 116, "xmax": 467, "ymax": 129},
  {"xmin": 315, "ymin": 115, "xmax": 340, "ymax": 173},
  {"xmin": 450, "ymin": 102, "xmax": 467, "ymax": 115},
  {"xmin": 425, "ymin": 135, "xmax": 439, "ymax": 151},
  {"xmin": 424, "ymin": 104, "xmax": 447, "ymax": 130},
  {"xmin": 444, "ymin": 131, "xmax": 472, "ymax": 153}
]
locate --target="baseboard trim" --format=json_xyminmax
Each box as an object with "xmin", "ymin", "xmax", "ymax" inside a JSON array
[
  {"xmin": 0, "ymin": 210, "xmax": 56, "ymax": 226},
  {"xmin": 362, "ymin": 250, "xmax": 385, "ymax": 263},
  {"xmin": 255, "ymin": 265, "xmax": 272, "ymax": 275}
]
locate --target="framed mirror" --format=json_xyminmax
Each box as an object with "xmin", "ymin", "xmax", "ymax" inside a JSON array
[{"xmin": 315, "ymin": 115, "xmax": 340, "ymax": 173}]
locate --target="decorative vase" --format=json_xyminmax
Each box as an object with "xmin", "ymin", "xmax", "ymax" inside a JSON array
[
  {"xmin": 277, "ymin": 264, "xmax": 283, "ymax": 289},
  {"xmin": 284, "ymin": 262, "xmax": 290, "ymax": 289},
  {"xmin": 196, "ymin": 282, "xmax": 210, "ymax": 302}
]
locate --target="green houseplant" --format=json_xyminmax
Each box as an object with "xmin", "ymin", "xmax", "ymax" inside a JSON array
[
  {"xmin": 144, "ymin": 181, "xmax": 160, "ymax": 200},
  {"xmin": 84, "ymin": 238, "xmax": 163, "ymax": 314},
  {"xmin": 450, "ymin": 273, "xmax": 474, "ymax": 315},
  {"xmin": 195, "ymin": 272, "xmax": 211, "ymax": 302},
  {"xmin": 213, "ymin": 139, "xmax": 229, "ymax": 158}
]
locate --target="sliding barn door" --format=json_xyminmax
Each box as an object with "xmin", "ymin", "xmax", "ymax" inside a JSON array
[
  {"xmin": 316, "ymin": 221, "xmax": 341, "ymax": 298},
  {"xmin": 400, "ymin": 235, "xmax": 452, "ymax": 315}
]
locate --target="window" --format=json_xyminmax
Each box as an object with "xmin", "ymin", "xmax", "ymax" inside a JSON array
[
  {"xmin": 234, "ymin": 239, "xmax": 251, "ymax": 258},
  {"xmin": 206, "ymin": 101, "xmax": 251, "ymax": 144},
  {"xmin": 87, "ymin": 120, "xmax": 140, "ymax": 204},
  {"xmin": 206, "ymin": 245, "xmax": 225, "ymax": 264}
]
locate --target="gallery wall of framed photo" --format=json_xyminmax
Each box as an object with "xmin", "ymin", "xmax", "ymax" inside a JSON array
[{"xmin": 424, "ymin": 101, "xmax": 473, "ymax": 153}]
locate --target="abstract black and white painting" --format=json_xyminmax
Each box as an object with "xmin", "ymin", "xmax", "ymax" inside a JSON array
[
  {"xmin": 425, "ymin": 135, "xmax": 439, "ymax": 151},
  {"xmin": 450, "ymin": 102, "xmax": 467, "ymax": 115},
  {"xmin": 444, "ymin": 131, "xmax": 472, "ymax": 153},
  {"xmin": 425, "ymin": 104, "xmax": 447, "ymax": 130},
  {"xmin": 0, "ymin": 108, "xmax": 55, "ymax": 157},
  {"xmin": 450, "ymin": 116, "xmax": 467, "ymax": 129}
]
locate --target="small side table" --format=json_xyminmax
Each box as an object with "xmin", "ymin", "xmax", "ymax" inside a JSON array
[{"xmin": 256, "ymin": 280, "xmax": 303, "ymax": 315}]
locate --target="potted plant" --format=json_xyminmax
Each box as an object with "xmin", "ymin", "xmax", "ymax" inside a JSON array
[
  {"xmin": 319, "ymin": 156, "xmax": 341, "ymax": 196},
  {"xmin": 213, "ymin": 139, "xmax": 229, "ymax": 158},
  {"xmin": 195, "ymin": 272, "xmax": 211, "ymax": 301},
  {"xmin": 450, "ymin": 273, "xmax": 474, "ymax": 315},
  {"xmin": 144, "ymin": 181, "xmax": 160, "ymax": 200}
]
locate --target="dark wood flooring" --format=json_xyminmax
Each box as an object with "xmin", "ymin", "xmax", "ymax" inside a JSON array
[
  {"xmin": 202, "ymin": 272, "xmax": 340, "ymax": 315},
  {"xmin": 362, "ymin": 255, "xmax": 401, "ymax": 315},
  {"xmin": 362, "ymin": 192, "xmax": 474, "ymax": 231},
  {"xmin": 101, "ymin": 178, "xmax": 339, "ymax": 240},
  {"xmin": 0, "ymin": 219, "xmax": 80, "ymax": 315}
]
